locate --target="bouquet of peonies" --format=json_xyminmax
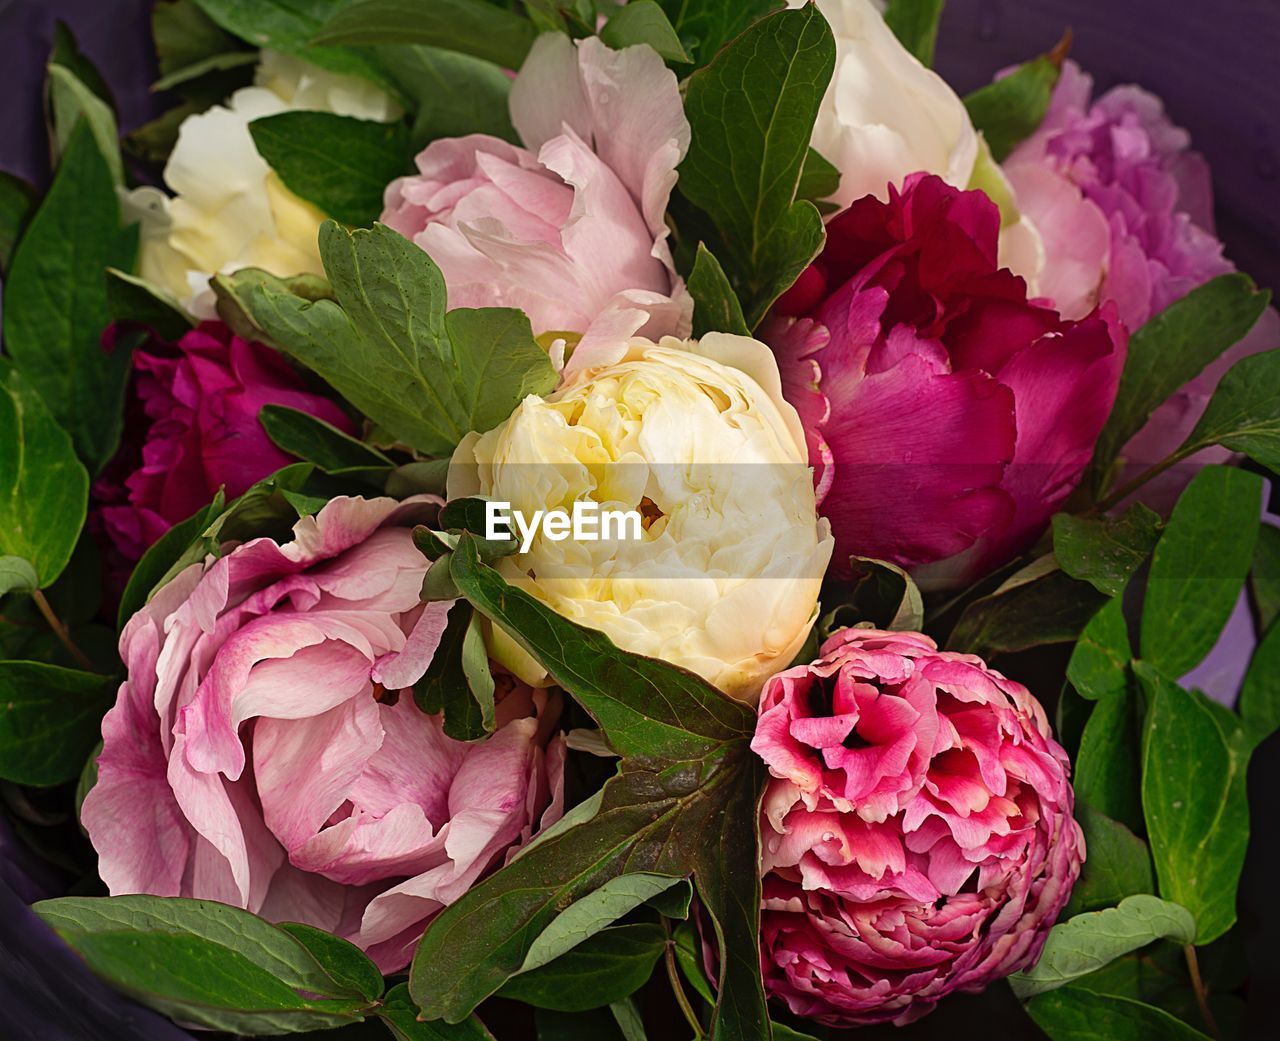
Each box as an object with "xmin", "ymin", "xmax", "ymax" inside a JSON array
[{"xmin": 1, "ymin": 2, "xmax": 1276, "ymax": 1039}]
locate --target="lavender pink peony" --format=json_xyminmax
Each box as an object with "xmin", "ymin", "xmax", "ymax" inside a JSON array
[
  {"xmin": 764, "ymin": 173, "xmax": 1127, "ymax": 587},
  {"xmin": 751, "ymin": 627, "xmax": 1083, "ymax": 1026},
  {"xmin": 82, "ymin": 495, "xmax": 565, "ymax": 972},
  {"xmin": 97, "ymin": 321, "xmax": 355, "ymax": 565}
]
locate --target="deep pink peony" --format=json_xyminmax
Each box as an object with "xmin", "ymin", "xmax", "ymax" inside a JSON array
[
  {"xmin": 83, "ymin": 495, "xmax": 565, "ymax": 972},
  {"xmin": 763, "ymin": 173, "xmax": 1126, "ymax": 587},
  {"xmin": 752, "ymin": 627, "xmax": 1083, "ymax": 1027},
  {"xmin": 382, "ymin": 34, "xmax": 691, "ymax": 368},
  {"xmin": 97, "ymin": 321, "xmax": 355, "ymax": 564}
]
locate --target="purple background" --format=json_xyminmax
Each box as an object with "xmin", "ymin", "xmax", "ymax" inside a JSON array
[{"xmin": 0, "ymin": 1, "xmax": 1277, "ymax": 1038}]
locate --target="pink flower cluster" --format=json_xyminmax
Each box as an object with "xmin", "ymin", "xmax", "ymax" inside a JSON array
[{"xmin": 752, "ymin": 627, "xmax": 1083, "ymax": 1026}]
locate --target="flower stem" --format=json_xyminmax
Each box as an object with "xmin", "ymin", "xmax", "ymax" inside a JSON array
[
  {"xmin": 663, "ymin": 920, "xmax": 704, "ymax": 1040},
  {"xmin": 1184, "ymin": 943, "xmax": 1222, "ymax": 1041},
  {"xmin": 1089, "ymin": 450, "xmax": 1189, "ymax": 515},
  {"xmin": 31, "ymin": 590, "xmax": 95, "ymax": 672}
]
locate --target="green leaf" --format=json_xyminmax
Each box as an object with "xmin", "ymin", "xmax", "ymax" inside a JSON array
[
  {"xmin": 795, "ymin": 146, "xmax": 839, "ymax": 206},
  {"xmin": 882, "ymin": 0, "xmax": 945, "ymax": 66},
  {"xmin": 1027, "ymin": 984, "xmax": 1213, "ymax": 1041},
  {"xmin": 688, "ymin": 243, "xmax": 750, "ymax": 338},
  {"xmin": 655, "ymin": 1, "xmax": 783, "ymax": 68},
  {"xmin": 963, "ymin": 44, "xmax": 1063, "ymax": 162},
  {"xmin": 250, "ymin": 112, "xmax": 409, "ymax": 226},
  {"xmin": 600, "ymin": 2, "xmax": 691, "ymax": 63},
  {"xmin": 0, "ymin": 663, "xmax": 113, "ymax": 786},
  {"xmin": 0, "ymin": 364, "xmax": 90, "ymax": 587},
  {"xmin": 116, "ymin": 493, "xmax": 226, "ymax": 629},
  {"xmin": 153, "ymin": 49, "xmax": 259, "ymax": 91},
  {"xmin": 678, "ymin": 5, "xmax": 834, "ymax": 327},
  {"xmin": 260, "ymin": 404, "xmax": 391, "ymax": 472},
  {"xmin": 191, "ymin": 0, "xmax": 392, "ymax": 85},
  {"xmin": 1064, "ymin": 805, "xmax": 1155, "ymax": 916},
  {"xmin": 2, "ymin": 121, "xmax": 135, "ymax": 471},
  {"xmin": 1239, "ymin": 618, "xmax": 1280, "ymax": 748},
  {"xmin": 36, "ymin": 895, "xmax": 375, "ymax": 1032},
  {"xmin": 1138, "ymin": 663, "xmax": 1250, "ymax": 945},
  {"xmin": 1140, "ymin": 465, "xmax": 1261, "ymax": 677},
  {"xmin": 1067, "ymin": 597, "xmax": 1131, "ymax": 702},
  {"xmin": 50, "ymin": 21, "xmax": 113, "ymax": 104},
  {"xmin": 608, "ymin": 998, "xmax": 646, "ymax": 1041},
  {"xmin": 106, "ymin": 268, "xmax": 197, "ymax": 341},
  {"xmin": 154, "ymin": 0, "xmax": 252, "ymax": 79},
  {"xmin": 770, "ymin": 1026, "xmax": 822, "ymax": 1041},
  {"xmin": 1074, "ymin": 687, "xmax": 1143, "ymax": 833},
  {"xmin": 499, "ymin": 923, "xmax": 665, "ymax": 1011},
  {"xmin": 375, "ymin": 44, "xmax": 515, "ymax": 151},
  {"xmin": 1175, "ymin": 347, "xmax": 1280, "ymax": 471},
  {"xmin": 1052, "ymin": 505, "xmax": 1162, "ymax": 598},
  {"xmin": 310, "ymin": 0, "xmax": 538, "ymax": 70},
  {"xmin": 379, "ymin": 984, "xmax": 495, "ymax": 1040},
  {"xmin": 0, "ymin": 170, "xmax": 36, "ymax": 273},
  {"xmin": 535, "ymin": 1008, "xmax": 626, "ymax": 1041},
  {"xmin": 1251, "ymin": 522, "xmax": 1280, "ymax": 632},
  {"xmin": 1009, "ymin": 895, "xmax": 1194, "ymax": 999},
  {"xmin": 673, "ymin": 919, "xmax": 714, "ymax": 1005},
  {"xmin": 48, "ymin": 61, "xmax": 124, "ymax": 187},
  {"xmin": 0, "ymin": 555, "xmax": 39, "ymax": 596},
  {"xmin": 409, "ymin": 537, "xmax": 766, "ymax": 1041},
  {"xmin": 214, "ymin": 222, "xmax": 557, "ymax": 456},
  {"xmin": 1090, "ymin": 274, "xmax": 1271, "ymax": 488},
  {"xmin": 278, "ymin": 923, "xmax": 384, "ymax": 1003}
]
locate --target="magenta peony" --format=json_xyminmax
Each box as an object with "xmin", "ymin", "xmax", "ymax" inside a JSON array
[
  {"xmin": 752, "ymin": 627, "xmax": 1083, "ymax": 1026},
  {"xmin": 763, "ymin": 173, "xmax": 1126, "ymax": 587},
  {"xmin": 381, "ymin": 34, "xmax": 691, "ymax": 367},
  {"xmin": 96, "ymin": 321, "xmax": 355, "ymax": 565},
  {"xmin": 82, "ymin": 495, "xmax": 565, "ymax": 972}
]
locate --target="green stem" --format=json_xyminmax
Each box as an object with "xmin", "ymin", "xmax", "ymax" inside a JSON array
[
  {"xmin": 663, "ymin": 920, "xmax": 704, "ymax": 1040},
  {"xmin": 1184, "ymin": 944, "xmax": 1222, "ymax": 1041},
  {"xmin": 1090, "ymin": 449, "xmax": 1191, "ymax": 515},
  {"xmin": 31, "ymin": 589, "xmax": 95, "ymax": 671}
]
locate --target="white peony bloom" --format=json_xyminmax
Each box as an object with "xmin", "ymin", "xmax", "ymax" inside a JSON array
[
  {"xmin": 123, "ymin": 51, "xmax": 400, "ymax": 318},
  {"xmin": 449, "ymin": 334, "xmax": 834, "ymax": 702}
]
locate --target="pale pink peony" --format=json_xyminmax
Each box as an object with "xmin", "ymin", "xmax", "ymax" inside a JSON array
[
  {"xmin": 381, "ymin": 34, "xmax": 691, "ymax": 369},
  {"xmin": 83, "ymin": 495, "xmax": 564, "ymax": 972},
  {"xmin": 752, "ymin": 627, "xmax": 1083, "ymax": 1027}
]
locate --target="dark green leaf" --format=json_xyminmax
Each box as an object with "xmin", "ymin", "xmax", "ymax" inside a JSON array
[
  {"xmin": 882, "ymin": 0, "xmax": 945, "ymax": 66},
  {"xmin": 250, "ymin": 112, "xmax": 410, "ymax": 226},
  {"xmin": 1239, "ymin": 618, "xmax": 1280, "ymax": 747},
  {"xmin": 1027, "ymin": 984, "xmax": 1212, "ymax": 1041},
  {"xmin": 214, "ymin": 222, "xmax": 558, "ymax": 456},
  {"xmin": 106, "ymin": 268, "xmax": 196, "ymax": 340},
  {"xmin": 376, "ymin": 45, "xmax": 515, "ymax": 150},
  {"xmin": 153, "ymin": 50, "xmax": 259, "ymax": 91},
  {"xmin": 499, "ymin": 923, "xmax": 665, "ymax": 1010},
  {"xmin": 678, "ymin": 6, "xmax": 834, "ymax": 326},
  {"xmin": 260, "ymin": 404, "xmax": 392, "ymax": 472},
  {"xmin": 153, "ymin": 0, "xmax": 251, "ymax": 79},
  {"xmin": 535, "ymin": 1008, "xmax": 624, "ymax": 1041},
  {"xmin": 1052, "ymin": 505, "xmax": 1162, "ymax": 598},
  {"xmin": 50, "ymin": 21, "xmax": 113, "ymax": 104},
  {"xmin": 1091, "ymin": 275, "xmax": 1272, "ymax": 489},
  {"xmin": 116, "ymin": 493, "xmax": 226, "ymax": 629},
  {"xmin": 0, "ymin": 663, "xmax": 113, "ymax": 786},
  {"xmin": 1067, "ymin": 597, "xmax": 1131, "ymax": 702},
  {"xmin": 673, "ymin": 920, "xmax": 714, "ymax": 1005},
  {"xmin": 379, "ymin": 984, "xmax": 495, "ymax": 1040},
  {"xmin": 688, "ymin": 243, "xmax": 750, "ymax": 338},
  {"xmin": 0, "ymin": 364, "xmax": 90, "ymax": 587},
  {"xmin": 279, "ymin": 923, "xmax": 385, "ymax": 1003},
  {"xmin": 1140, "ymin": 465, "xmax": 1261, "ymax": 677},
  {"xmin": 600, "ymin": 2, "xmax": 691, "ymax": 63},
  {"xmin": 48, "ymin": 57, "xmax": 124, "ymax": 186},
  {"xmin": 1138, "ymin": 663, "xmax": 1250, "ymax": 945},
  {"xmin": 1064, "ymin": 804, "xmax": 1155, "ymax": 916},
  {"xmin": 311, "ymin": 0, "xmax": 538, "ymax": 70},
  {"xmin": 1251, "ymin": 522, "xmax": 1280, "ymax": 632},
  {"xmin": 770, "ymin": 1026, "xmax": 821, "ymax": 1041},
  {"xmin": 0, "ymin": 170, "xmax": 36, "ymax": 273},
  {"xmin": 1074, "ymin": 687, "xmax": 1143, "ymax": 833},
  {"xmin": 1175, "ymin": 347, "xmax": 1280, "ymax": 472},
  {"xmin": 2, "ymin": 121, "xmax": 136, "ymax": 471},
  {"xmin": 963, "ymin": 44, "xmax": 1063, "ymax": 162},
  {"xmin": 655, "ymin": 0, "xmax": 783, "ymax": 68},
  {"xmin": 795, "ymin": 146, "xmax": 839, "ymax": 206},
  {"xmin": 0, "ymin": 555, "xmax": 39, "ymax": 596}
]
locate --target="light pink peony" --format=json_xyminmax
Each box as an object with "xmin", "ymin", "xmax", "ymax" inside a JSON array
[
  {"xmin": 83, "ymin": 495, "xmax": 564, "ymax": 972},
  {"xmin": 381, "ymin": 34, "xmax": 691, "ymax": 369},
  {"xmin": 752, "ymin": 627, "xmax": 1083, "ymax": 1027}
]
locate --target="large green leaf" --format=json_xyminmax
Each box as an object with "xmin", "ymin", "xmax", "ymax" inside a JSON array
[
  {"xmin": 678, "ymin": 5, "xmax": 834, "ymax": 326},
  {"xmin": 250, "ymin": 112, "xmax": 410, "ymax": 226},
  {"xmin": 311, "ymin": 0, "xmax": 538, "ymax": 70},
  {"xmin": 962, "ymin": 45, "xmax": 1062, "ymax": 162},
  {"xmin": 259, "ymin": 404, "xmax": 391, "ymax": 473},
  {"xmin": 688, "ymin": 243, "xmax": 750, "ymax": 338},
  {"xmin": 600, "ymin": 2, "xmax": 690, "ymax": 64},
  {"xmin": 1010, "ymin": 895, "xmax": 1195, "ymax": 999},
  {"xmin": 1063, "ymin": 805, "xmax": 1154, "ymax": 916},
  {"xmin": 0, "ymin": 170, "xmax": 36, "ymax": 272},
  {"xmin": 1140, "ymin": 465, "xmax": 1261, "ymax": 678},
  {"xmin": 655, "ymin": 0, "xmax": 782, "ymax": 68},
  {"xmin": 1174, "ymin": 348, "xmax": 1280, "ymax": 472},
  {"xmin": 1027, "ymin": 985, "xmax": 1213, "ymax": 1041},
  {"xmin": 48, "ymin": 60, "xmax": 123, "ymax": 187},
  {"xmin": 379, "ymin": 984, "xmax": 495, "ymax": 1040},
  {"xmin": 1052, "ymin": 505, "xmax": 1162, "ymax": 598},
  {"xmin": 1239, "ymin": 618, "xmax": 1280, "ymax": 748},
  {"xmin": 1138, "ymin": 663, "xmax": 1250, "ymax": 945},
  {"xmin": 1090, "ymin": 275, "xmax": 1271, "ymax": 490},
  {"xmin": 0, "ymin": 364, "xmax": 90, "ymax": 587},
  {"xmin": 2, "ymin": 121, "xmax": 136, "ymax": 471},
  {"xmin": 376, "ymin": 44, "xmax": 515, "ymax": 150},
  {"xmin": 213, "ymin": 221, "xmax": 557, "ymax": 456},
  {"xmin": 882, "ymin": 0, "xmax": 945, "ymax": 66},
  {"xmin": 409, "ymin": 537, "xmax": 766, "ymax": 1041},
  {"xmin": 1074, "ymin": 687, "xmax": 1143, "ymax": 833},
  {"xmin": 1066, "ymin": 598, "xmax": 1131, "ymax": 703},
  {"xmin": 153, "ymin": 0, "xmax": 252, "ymax": 80},
  {"xmin": 1252, "ymin": 522, "xmax": 1280, "ymax": 632},
  {"xmin": 278, "ymin": 922, "xmax": 384, "ymax": 1003},
  {"xmin": 498, "ymin": 922, "xmax": 666, "ymax": 1011},
  {"xmin": 0, "ymin": 662, "xmax": 113, "ymax": 786}
]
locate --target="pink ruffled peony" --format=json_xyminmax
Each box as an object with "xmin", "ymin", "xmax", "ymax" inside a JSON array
[
  {"xmin": 763, "ymin": 173, "xmax": 1126, "ymax": 587},
  {"xmin": 83, "ymin": 495, "xmax": 565, "ymax": 972},
  {"xmin": 382, "ymin": 34, "xmax": 691, "ymax": 370},
  {"xmin": 97, "ymin": 321, "xmax": 355, "ymax": 565},
  {"xmin": 752, "ymin": 627, "xmax": 1083, "ymax": 1027}
]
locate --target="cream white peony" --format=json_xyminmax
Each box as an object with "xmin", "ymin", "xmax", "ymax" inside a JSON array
[
  {"xmin": 124, "ymin": 52, "xmax": 400, "ymax": 317},
  {"xmin": 449, "ymin": 334, "xmax": 834, "ymax": 701}
]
